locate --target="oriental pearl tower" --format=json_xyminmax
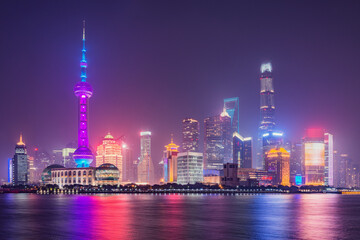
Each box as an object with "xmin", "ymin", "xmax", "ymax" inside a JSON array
[{"xmin": 73, "ymin": 20, "xmax": 94, "ymax": 168}]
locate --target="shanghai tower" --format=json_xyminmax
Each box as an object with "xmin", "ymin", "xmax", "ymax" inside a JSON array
[
  {"xmin": 257, "ymin": 63, "xmax": 278, "ymax": 169},
  {"xmin": 73, "ymin": 21, "xmax": 94, "ymax": 168},
  {"xmin": 259, "ymin": 63, "xmax": 275, "ymax": 132}
]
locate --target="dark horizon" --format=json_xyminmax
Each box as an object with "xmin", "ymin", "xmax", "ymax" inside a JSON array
[{"xmin": 1, "ymin": 0, "xmax": 360, "ymax": 179}]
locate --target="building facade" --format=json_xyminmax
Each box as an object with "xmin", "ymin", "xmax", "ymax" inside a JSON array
[
  {"xmin": 324, "ymin": 133, "xmax": 334, "ymax": 186},
  {"xmin": 224, "ymin": 97, "xmax": 239, "ymax": 134},
  {"xmin": 138, "ymin": 131, "xmax": 154, "ymax": 184},
  {"xmin": 221, "ymin": 163, "xmax": 239, "ymax": 187},
  {"xmin": 12, "ymin": 134, "xmax": 28, "ymax": 185},
  {"xmin": 163, "ymin": 138, "xmax": 179, "ymax": 183},
  {"xmin": 43, "ymin": 163, "xmax": 120, "ymax": 188},
  {"xmin": 96, "ymin": 133, "xmax": 123, "ymax": 181},
  {"xmin": 258, "ymin": 63, "xmax": 276, "ymax": 170},
  {"xmin": 265, "ymin": 147, "xmax": 290, "ymax": 186},
  {"xmin": 177, "ymin": 152, "xmax": 204, "ymax": 185},
  {"xmin": 204, "ymin": 109, "xmax": 232, "ymax": 170},
  {"xmin": 122, "ymin": 143, "xmax": 137, "ymax": 183},
  {"xmin": 182, "ymin": 118, "xmax": 200, "ymax": 152},
  {"xmin": 290, "ymin": 142, "xmax": 303, "ymax": 185},
  {"xmin": 303, "ymin": 129, "xmax": 325, "ymax": 186},
  {"xmin": 233, "ymin": 132, "xmax": 252, "ymax": 169}
]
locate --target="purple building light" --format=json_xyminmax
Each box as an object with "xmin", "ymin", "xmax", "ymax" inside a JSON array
[{"xmin": 73, "ymin": 20, "xmax": 94, "ymax": 168}]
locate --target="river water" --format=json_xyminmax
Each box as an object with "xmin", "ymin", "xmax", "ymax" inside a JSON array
[{"xmin": 0, "ymin": 193, "xmax": 359, "ymax": 239}]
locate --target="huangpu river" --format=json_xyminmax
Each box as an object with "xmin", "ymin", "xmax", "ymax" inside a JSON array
[{"xmin": 0, "ymin": 193, "xmax": 359, "ymax": 239}]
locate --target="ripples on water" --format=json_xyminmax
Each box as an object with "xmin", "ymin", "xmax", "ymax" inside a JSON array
[{"xmin": 0, "ymin": 194, "xmax": 359, "ymax": 240}]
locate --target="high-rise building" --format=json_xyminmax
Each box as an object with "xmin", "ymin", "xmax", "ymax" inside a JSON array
[
  {"xmin": 73, "ymin": 20, "xmax": 94, "ymax": 168},
  {"xmin": 233, "ymin": 132, "xmax": 252, "ymax": 169},
  {"xmin": 28, "ymin": 156, "xmax": 37, "ymax": 183},
  {"xmin": 8, "ymin": 158, "xmax": 12, "ymax": 183},
  {"xmin": 138, "ymin": 131, "xmax": 154, "ymax": 184},
  {"xmin": 34, "ymin": 149, "xmax": 51, "ymax": 182},
  {"xmin": 177, "ymin": 152, "xmax": 203, "ymax": 185},
  {"xmin": 122, "ymin": 142, "xmax": 137, "ymax": 182},
  {"xmin": 12, "ymin": 134, "xmax": 28, "ymax": 185},
  {"xmin": 303, "ymin": 129, "xmax": 325, "ymax": 186},
  {"xmin": 52, "ymin": 150, "xmax": 63, "ymax": 165},
  {"xmin": 258, "ymin": 63, "xmax": 277, "ymax": 170},
  {"xmin": 265, "ymin": 147, "xmax": 290, "ymax": 186},
  {"xmin": 260, "ymin": 130, "xmax": 284, "ymax": 169},
  {"xmin": 334, "ymin": 154, "xmax": 359, "ymax": 188},
  {"xmin": 163, "ymin": 138, "xmax": 179, "ymax": 183},
  {"xmin": 224, "ymin": 97, "xmax": 239, "ymax": 134},
  {"xmin": 259, "ymin": 63, "xmax": 275, "ymax": 131},
  {"xmin": 62, "ymin": 147, "xmax": 76, "ymax": 168},
  {"xmin": 182, "ymin": 118, "xmax": 200, "ymax": 152},
  {"xmin": 96, "ymin": 133, "xmax": 123, "ymax": 181},
  {"xmin": 290, "ymin": 142, "xmax": 303, "ymax": 185},
  {"xmin": 324, "ymin": 133, "xmax": 334, "ymax": 186},
  {"xmin": 204, "ymin": 108, "xmax": 232, "ymax": 170}
]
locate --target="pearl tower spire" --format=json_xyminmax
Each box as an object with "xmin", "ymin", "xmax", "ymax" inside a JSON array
[{"xmin": 73, "ymin": 20, "xmax": 94, "ymax": 168}]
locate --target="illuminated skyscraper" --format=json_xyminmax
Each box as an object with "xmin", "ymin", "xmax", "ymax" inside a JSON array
[
  {"xmin": 163, "ymin": 138, "xmax": 179, "ymax": 183},
  {"xmin": 259, "ymin": 63, "xmax": 275, "ymax": 131},
  {"xmin": 265, "ymin": 147, "xmax": 290, "ymax": 186},
  {"xmin": 177, "ymin": 152, "xmax": 203, "ymax": 185},
  {"xmin": 224, "ymin": 97, "xmax": 239, "ymax": 134},
  {"xmin": 259, "ymin": 130, "xmax": 284, "ymax": 169},
  {"xmin": 324, "ymin": 133, "xmax": 334, "ymax": 186},
  {"xmin": 138, "ymin": 131, "xmax": 154, "ymax": 184},
  {"xmin": 233, "ymin": 132, "xmax": 252, "ymax": 168},
  {"xmin": 96, "ymin": 133, "xmax": 123, "ymax": 181},
  {"xmin": 303, "ymin": 129, "xmax": 325, "ymax": 186},
  {"xmin": 258, "ymin": 63, "xmax": 276, "ymax": 169},
  {"xmin": 182, "ymin": 118, "xmax": 199, "ymax": 152},
  {"xmin": 204, "ymin": 108, "xmax": 232, "ymax": 170},
  {"xmin": 73, "ymin": 20, "xmax": 94, "ymax": 168},
  {"xmin": 28, "ymin": 156, "xmax": 37, "ymax": 183},
  {"xmin": 12, "ymin": 134, "xmax": 28, "ymax": 185}
]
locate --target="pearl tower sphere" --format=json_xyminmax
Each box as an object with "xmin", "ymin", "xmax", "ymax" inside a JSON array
[{"xmin": 73, "ymin": 20, "xmax": 94, "ymax": 168}]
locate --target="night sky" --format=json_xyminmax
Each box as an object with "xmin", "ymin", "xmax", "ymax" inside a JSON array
[{"xmin": 1, "ymin": 1, "xmax": 360, "ymax": 179}]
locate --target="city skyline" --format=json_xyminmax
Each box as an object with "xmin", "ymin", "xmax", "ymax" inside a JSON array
[{"xmin": 1, "ymin": 1, "xmax": 360, "ymax": 180}]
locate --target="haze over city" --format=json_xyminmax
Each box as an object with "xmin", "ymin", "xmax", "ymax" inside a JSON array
[{"xmin": 1, "ymin": 0, "xmax": 359, "ymax": 179}]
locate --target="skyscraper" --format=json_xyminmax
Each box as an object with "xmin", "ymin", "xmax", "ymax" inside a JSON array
[
  {"xmin": 265, "ymin": 147, "xmax": 290, "ymax": 186},
  {"xmin": 334, "ymin": 154, "xmax": 359, "ymax": 188},
  {"xmin": 12, "ymin": 134, "xmax": 28, "ymax": 185},
  {"xmin": 204, "ymin": 108, "xmax": 232, "ymax": 170},
  {"xmin": 258, "ymin": 63, "xmax": 276, "ymax": 169},
  {"xmin": 8, "ymin": 158, "xmax": 12, "ymax": 183},
  {"xmin": 260, "ymin": 130, "xmax": 284, "ymax": 169},
  {"xmin": 96, "ymin": 133, "xmax": 123, "ymax": 181},
  {"xmin": 177, "ymin": 152, "xmax": 203, "ymax": 185},
  {"xmin": 182, "ymin": 118, "xmax": 200, "ymax": 152},
  {"xmin": 224, "ymin": 97, "xmax": 239, "ymax": 134},
  {"xmin": 163, "ymin": 138, "xmax": 179, "ymax": 183},
  {"xmin": 138, "ymin": 131, "xmax": 154, "ymax": 184},
  {"xmin": 290, "ymin": 142, "xmax": 303, "ymax": 184},
  {"xmin": 73, "ymin": 20, "xmax": 94, "ymax": 168},
  {"xmin": 324, "ymin": 133, "xmax": 334, "ymax": 186},
  {"xmin": 259, "ymin": 63, "xmax": 275, "ymax": 131},
  {"xmin": 122, "ymin": 142, "xmax": 137, "ymax": 182},
  {"xmin": 233, "ymin": 132, "xmax": 252, "ymax": 169},
  {"xmin": 303, "ymin": 129, "xmax": 325, "ymax": 186}
]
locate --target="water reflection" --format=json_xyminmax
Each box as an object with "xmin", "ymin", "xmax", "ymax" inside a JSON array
[
  {"xmin": 0, "ymin": 194, "xmax": 358, "ymax": 239},
  {"xmin": 295, "ymin": 194, "xmax": 341, "ymax": 239}
]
